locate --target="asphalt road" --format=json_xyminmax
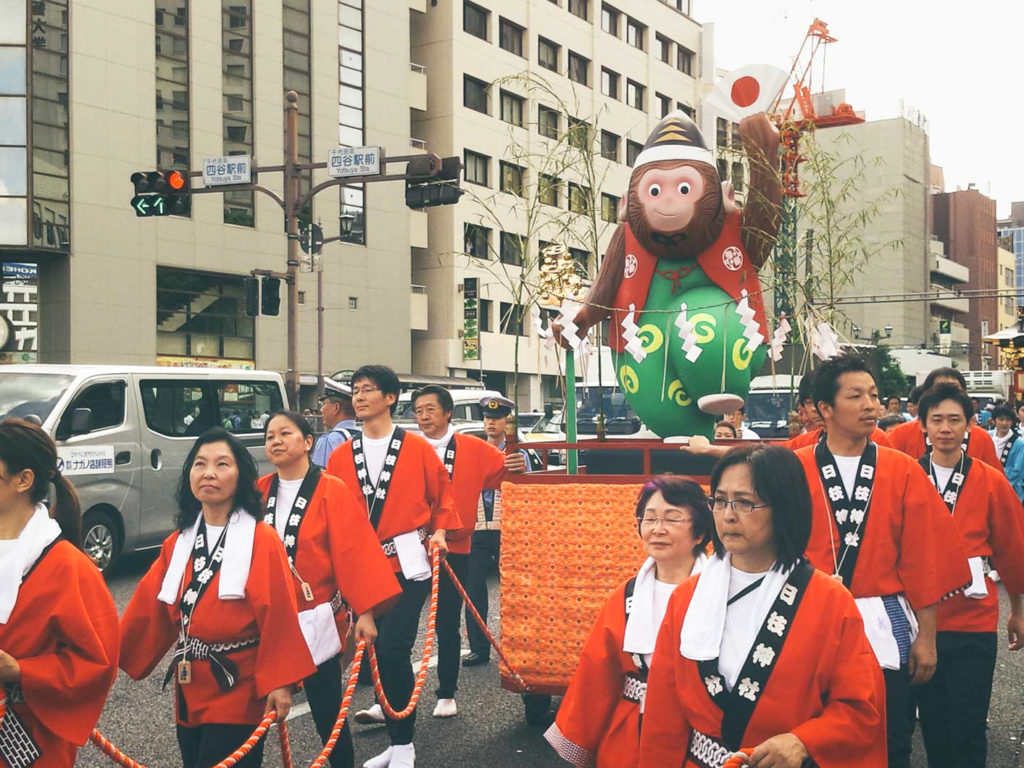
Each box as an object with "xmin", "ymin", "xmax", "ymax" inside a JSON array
[{"xmin": 76, "ymin": 553, "xmax": 1024, "ymax": 768}]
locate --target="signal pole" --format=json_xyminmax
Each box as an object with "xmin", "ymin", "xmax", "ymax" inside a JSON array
[{"xmin": 284, "ymin": 91, "xmax": 301, "ymax": 407}]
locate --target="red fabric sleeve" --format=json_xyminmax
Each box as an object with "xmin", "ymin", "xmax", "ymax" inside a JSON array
[
  {"xmin": 871, "ymin": 427, "xmax": 892, "ymax": 448},
  {"xmin": 987, "ymin": 471, "xmax": 1024, "ymax": 596},
  {"xmin": 478, "ymin": 440, "xmax": 509, "ymax": 490},
  {"xmin": 248, "ymin": 525, "xmax": 317, "ymax": 698},
  {"xmin": 422, "ymin": 442, "xmax": 461, "ymax": 534},
  {"xmin": 17, "ymin": 544, "xmax": 120, "ymax": 746},
  {"xmin": 637, "ymin": 583, "xmax": 694, "ymax": 767},
  {"xmin": 887, "ymin": 420, "xmax": 920, "ymax": 457},
  {"xmin": 971, "ymin": 426, "xmax": 1004, "ymax": 472},
  {"xmin": 118, "ymin": 534, "xmax": 180, "ymax": 681}
]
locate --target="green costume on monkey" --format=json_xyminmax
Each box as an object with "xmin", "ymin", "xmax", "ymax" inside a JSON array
[{"xmin": 561, "ymin": 111, "xmax": 780, "ymax": 438}]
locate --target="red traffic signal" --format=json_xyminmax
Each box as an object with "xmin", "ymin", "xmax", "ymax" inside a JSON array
[{"xmin": 131, "ymin": 170, "xmax": 191, "ymax": 195}]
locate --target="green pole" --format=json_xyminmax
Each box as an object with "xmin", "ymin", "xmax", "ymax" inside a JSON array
[{"xmin": 565, "ymin": 349, "xmax": 578, "ymax": 474}]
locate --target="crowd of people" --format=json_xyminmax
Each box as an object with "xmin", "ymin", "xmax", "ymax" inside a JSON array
[{"xmin": 2, "ymin": 357, "xmax": 1023, "ymax": 768}]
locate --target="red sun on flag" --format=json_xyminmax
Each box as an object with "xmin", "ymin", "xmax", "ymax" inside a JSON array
[{"xmin": 731, "ymin": 76, "xmax": 761, "ymax": 109}]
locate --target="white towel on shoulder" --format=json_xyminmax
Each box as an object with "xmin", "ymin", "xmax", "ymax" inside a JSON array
[
  {"xmin": 623, "ymin": 553, "xmax": 707, "ymax": 656},
  {"xmin": 0, "ymin": 504, "xmax": 61, "ymax": 624},
  {"xmin": 158, "ymin": 509, "xmax": 256, "ymax": 605}
]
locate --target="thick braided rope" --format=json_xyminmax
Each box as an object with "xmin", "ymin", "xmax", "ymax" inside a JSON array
[
  {"xmin": 278, "ymin": 721, "xmax": 294, "ymax": 768},
  {"xmin": 0, "ymin": 686, "xmax": 6, "ymax": 731},
  {"xmin": 441, "ymin": 558, "xmax": 530, "ymax": 692},
  {"xmin": 89, "ymin": 712, "xmax": 277, "ymax": 768},
  {"xmin": 723, "ymin": 748, "xmax": 754, "ymax": 767},
  {"xmin": 368, "ymin": 548, "xmax": 440, "ymax": 719},
  {"xmin": 306, "ymin": 641, "xmax": 366, "ymax": 768}
]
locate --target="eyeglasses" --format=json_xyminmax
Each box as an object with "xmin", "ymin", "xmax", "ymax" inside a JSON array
[
  {"xmin": 351, "ymin": 386, "xmax": 381, "ymax": 397},
  {"xmin": 708, "ymin": 496, "xmax": 770, "ymax": 515},
  {"xmin": 639, "ymin": 515, "xmax": 692, "ymax": 528}
]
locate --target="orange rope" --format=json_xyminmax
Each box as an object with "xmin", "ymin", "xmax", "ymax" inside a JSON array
[
  {"xmin": 368, "ymin": 548, "xmax": 440, "ymax": 719},
  {"xmin": 278, "ymin": 721, "xmax": 294, "ymax": 768},
  {"xmin": 723, "ymin": 748, "xmax": 754, "ymax": 767},
  {"xmin": 305, "ymin": 641, "xmax": 366, "ymax": 768},
  {"xmin": 441, "ymin": 559, "xmax": 531, "ymax": 692},
  {"xmin": 0, "ymin": 686, "xmax": 6, "ymax": 731}
]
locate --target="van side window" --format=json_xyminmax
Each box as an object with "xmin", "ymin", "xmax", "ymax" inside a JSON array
[
  {"xmin": 140, "ymin": 380, "xmax": 211, "ymax": 437},
  {"xmin": 56, "ymin": 381, "xmax": 127, "ymax": 440},
  {"xmin": 213, "ymin": 381, "xmax": 284, "ymax": 433}
]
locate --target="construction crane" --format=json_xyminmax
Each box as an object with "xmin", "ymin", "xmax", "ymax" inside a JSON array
[{"xmin": 769, "ymin": 18, "xmax": 864, "ymax": 318}]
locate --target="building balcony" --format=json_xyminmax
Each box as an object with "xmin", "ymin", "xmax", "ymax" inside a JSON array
[
  {"xmin": 411, "ymin": 284, "xmax": 428, "ymax": 331},
  {"xmin": 930, "ymin": 285, "xmax": 969, "ymax": 314},
  {"xmin": 409, "ymin": 63, "xmax": 427, "ymax": 112},
  {"xmin": 931, "ymin": 255, "xmax": 969, "ymax": 284}
]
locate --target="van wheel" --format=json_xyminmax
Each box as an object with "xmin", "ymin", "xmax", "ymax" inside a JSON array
[{"xmin": 82, "ymin": 510, "xmax": 120, "ymax": 573}]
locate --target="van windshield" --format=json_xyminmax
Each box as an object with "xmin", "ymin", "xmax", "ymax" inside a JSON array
[
  {"xmin": 745, "ymin": 391, "xmax": 796, "ymax": 439},
  {"xmin": 0, "ymin": 373, "xmax": 75, "ymax": 424}
]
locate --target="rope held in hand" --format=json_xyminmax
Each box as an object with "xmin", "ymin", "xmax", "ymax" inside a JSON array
[
  {"xmin": 723, "ymin": 748, "xmax": 754, "ymax": 767},
  {"xmin": 305, "ymin": 640, "xmax": 366, "ymax": 768},
  {"xmin": 368, "ymin": 548, "xmax": 441, "ymax": 719},
  {"xmin": 278, "ymin": 721, "xmax": 294, "ymax": 768}
]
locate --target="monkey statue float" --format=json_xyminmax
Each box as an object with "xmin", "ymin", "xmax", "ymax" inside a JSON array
[{"xmin": 556, "ymin": 111, "xmax": 782, "ymax": 438}]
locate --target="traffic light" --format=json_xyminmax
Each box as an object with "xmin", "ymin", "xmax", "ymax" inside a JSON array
[
  {"xmin": 130, "ymin": 170, "xmax": 191, "ymax": 217},
  {"xmin": 245, "ymin": 277, "xmax": 260, "ymax": 317},
  {"xmin": 261, "ymin": 276, "xmax": 281, "ymax": 316},
  {"xmin": 405, "ymin": 155, "xmax": 465, "ymax": 209}
]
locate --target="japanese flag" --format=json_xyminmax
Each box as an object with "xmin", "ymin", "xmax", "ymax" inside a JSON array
[{"xmin": 705, "ymin": 64, "xmax": 790, "ymax": 122}]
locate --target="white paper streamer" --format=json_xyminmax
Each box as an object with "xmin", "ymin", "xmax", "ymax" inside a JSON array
[
  {"xmin": 674, "ymin": 303, "xmax": 702, "ymax": 363},
  {"xmin": 811, "ymin": 321, "xmax": 841, "ymax": 361},
  {"xmin": 735, "ymin": 290, "xmax": 764, "ymax": 353},
  {"xmin": 620, "ymin": 303, "xmax": 647, "ymax": 363},
  {"xmin": 770, "ymin": 314, "xmax": 791, "ymax": 362}
]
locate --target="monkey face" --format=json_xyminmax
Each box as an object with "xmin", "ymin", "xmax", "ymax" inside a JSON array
[{"xmin": 635, "ymin": 165, "xmax": 707, "ymax": 233}]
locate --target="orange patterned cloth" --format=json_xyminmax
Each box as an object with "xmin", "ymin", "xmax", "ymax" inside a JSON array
[{"xmin": 500, "ymin": 482, "xmax": 647, "ymax": 691}]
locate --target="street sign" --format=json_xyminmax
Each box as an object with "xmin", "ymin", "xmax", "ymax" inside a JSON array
[
  {"xmin": 327, "ymin": 146, "xmax": 381, "ymax": 178},
  {"xmin": 202, "ymin": 155, "xmax": 252, "ymax": 186},
  {"xmin": 299, "ymin": 223, "xmax": 324, "ymax": 255},
  {"xmin": 463, "ymin": 277, "xmax": 479, "ymax": 361}
]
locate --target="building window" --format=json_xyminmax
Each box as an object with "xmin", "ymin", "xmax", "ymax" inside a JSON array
[
  {"xmin": 479, "ymin": 299, "xmax": 493, "ymax": 332},
  {"xmin": 539, "ymin": 174, "xmax": 560, "ymax": 206},
  {"xmin": 567, "ymin": 117, "xmax": 590, "ymax": 151},
  {"xmin": 156, "ymin": 0, "xmax": 191, "ymax": 218},
  {"xmin": 677, "ymin": 101, "xmax": 695, "ymax": 118},
  {"xmin": 348, "ymin": 296, "xmax": 358, "ymax": 310},
  {"xmin": 338, "ymin": 0, "xmax": 366, "ymax": 244},
  {"xmin": 626, "ymin": 79, "xmax": 644, "ymax": 110},
  {"xmin": 499, "ymin": 17, "xmax": 523, "ymax": 56},
  {"xmin": 731, "ymin": 122, "xmax": 743, "ymax": 150},
  {"xmin": 569, "ymin": 247, "xmax": 590, "ymax": 273},
  {"xmin": 222, "ymin": 0, "xmax": 253, "ymax": 227},
  {"xmin": 601, "ymin": 4, "xmax": 619, "ymax": 35},
  {"xmin": 464, "ymin": 223, "xmax": 491, "ymax": 258},
  {"xmin": 656, "ymin": 92, "xmax": 671, "ymax": 118},
  {"xmin": 716, "ymin": 117, "xmax": 728, "ymax": 148},
  {"xmin": 538, "ymin": 37, "xmax": 559, "ymax": 72},
  {"xmin": 464, "ymin": 150, "xmax": 489, "ymax": 186},
  {"xmin": 731, "ymin": 161, "xmax": 744, "ymax": 192},
  {"xmin": 568, "ymin": 51, "xmax": 589, "ymax": 86},
  {"xmin": 656, "ymin": 33, "xmax": 671, "ymax": 63},
  {"xmin": 464, "ymin": 1, "xmax": 488, "ymax": 40},
  {"xmin": 499, "ymin": 302, "xmax": 524, "ymax": 336},
  {"xmin": 716, "ymin": 158, "xmax": 728, "ymax": 181},
  {"xmin": 568, "ymin": 0, "xmax": 589, "ymax": 20},
  {"xmin": 463, "ymin": 75, "xmax": 489, "ymax": 114},
  {"xmin": 625, "ymin": 18, "xmax": 645, "ymax": 50},
  {"xmin": 676, "ymin": 44, "xmax": 694, "ymax": 75},
  {"xmin": 500, "ymin": 161, "xmax": 524, "ymax": 196},
  {"xmin": 600, "ymin": 130, "xmax": 619, "ymax": 161},
  {"xmin": 156, "ymin": 267, "xmax": 255, "ymax": 362},
  {"xmin": 600, "ymin": 67, "xmax": 619, "ymax": 99},
  {"xmin": 601, "ymin": 193, "xmax": 619, "ymax": 223},
  {"xmin": 568, "ymin": 183, "xmax": 590, "ymax": 214},
  {"xmin": 626, "ymin": 140, "xmax": 642, "ymax": 165},
  {"xmin": 538, "ymin": 105, "xmax": 559, "ymax": 139},
  {"xmin": 500, "ymin": 89, "xmax": 524, "ymax": 126},
  {"xmin": 500, "ymin": 232, "xmax": 525, "ymax": 266}
]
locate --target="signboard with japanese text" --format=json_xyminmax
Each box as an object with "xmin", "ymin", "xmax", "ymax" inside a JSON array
[
  {"xmin": 203, "ymin": 155, "xmax": 252, "ymax": 186},
  {"xmin": 156, "ymin": 356, "xmax": 255, "ymax": 370},
  {"xmin": 56, "ymin": 445, "xmax": 115, "ymax": 476},
  {"xmin": 327, "ymin": 146, "xmax": 381, "ymax": 178},
  {"xmin": 463, "ymin": 277, "xmax": 479, "ymax": 361},
  {"xmin": 0, "ymin": 263, "xmax": 38, "ymax": 363}
]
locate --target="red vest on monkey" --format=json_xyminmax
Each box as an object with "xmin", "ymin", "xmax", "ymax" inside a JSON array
[{"xmin": 609, "ymin": 213, "xmax": 766, "ymax": 354}]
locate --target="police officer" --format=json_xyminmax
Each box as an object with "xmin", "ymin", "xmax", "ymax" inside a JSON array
[{"xmin": 311, "ymin": 385, "xmax": 360, "ymax": 468}]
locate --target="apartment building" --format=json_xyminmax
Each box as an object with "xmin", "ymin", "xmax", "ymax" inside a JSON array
[{"xmin": 408, "ymin": 0, "xmax": 710, "ymax": 409}]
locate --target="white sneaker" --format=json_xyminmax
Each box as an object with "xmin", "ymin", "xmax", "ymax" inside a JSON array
[
  {"xmin": 432, "ymin": 698, "xmax": 458, "ymax": 718},
  {"xmin": 389, "ymin": 744, "xmax": 415, "ymax": 768},
  {"xmin": 362, "ymin": 747, "xmax": 392, "ymax": 768},
  {"xmin": 354, "ymin": 703, "xmax": 386, "ymax": 725}
]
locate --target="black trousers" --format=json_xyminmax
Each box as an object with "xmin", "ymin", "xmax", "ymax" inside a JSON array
[
  {"xmin": 176, "ymin": 722, "xmax": 266, "ymax": 768},
  {"xmin": 435, "ymin": 552, "xmax": 469, "ymax": 699},
  {"xmin": 374, "ymin": 573, "xmax": 431, "ymax": 746},
  {"xmin": 915, "ymin": 631, "xmax": 997, "ymax": 768},
  {"xmin": 465, "ymin": 530, "xmax": 500, "ymax": 657},
  {"xmin": 883, "ymin": 666, "xmax": 914, "ymax": 768},
  {"xmin": 304, "ymin": 653, "xmax": 354, "ymax": 768}
]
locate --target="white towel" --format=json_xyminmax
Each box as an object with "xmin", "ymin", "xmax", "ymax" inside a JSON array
[
  {"xmin": 678, "ymin": 554, "xmax": 792, "ymax": 661},
  {"xmin": 394, "ymin": 530, "xmax": 431, "ymax": 581},
  {"xmin": 0, "ymin": 504, "xmax": 61, "ymax": 624},
  {"xmin": 623, "ymin": 554, "xmax": 707, "ymax": 656},
  {"xmin": 158, "ymin": 510, "xmax": 256, "ymax": 605},
  {"xmin": 965, "ymin": 556, "xmax": 989, "ymax": 599},
  {"xmin": 298, "ymin": 603, "xmax": 343, "ymax": 666},
  {"xmin": 854, "ymin": 595, "xmax": 919, "ymax": 671}
]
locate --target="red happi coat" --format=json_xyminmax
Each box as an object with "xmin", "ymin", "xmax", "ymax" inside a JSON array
[
  {"xmin": 0, "ymin": 541, "xmax": 119, "ymax": 768},
  {"xmin": 932, "ymin": 459, "xmax": 1024, "ymax": 633},
  {"xmin": 119, "ymin": 522, "xmax": 316, "ymax": 726},
  {"xmin": 638, "ymin": 570, "xmax": 887, "ymax": 767},
  {"xmin": 326, "ymin": 430, "xmax": 461, "ymax": 571},
  {"xmin": 796, "ymin": 444, "xmax": 971, "ymax": 607},
  {"xmin": 445, "ymin": 434, "xmax": 508, "ymax": 556},
  {"xmin": 256, "ymin": 472, "xmax": 401, "ymax": 643},
  {"xmin": 546, "ymin": 578, "xmax": 646, "ymax": 768},
  {"xmin": 888, "ymin": 420, "xmax": 1002, "ymax": 472},
  {"xmin": 784, "ymin": 426, "xmax": 892, "ymax": 451}
]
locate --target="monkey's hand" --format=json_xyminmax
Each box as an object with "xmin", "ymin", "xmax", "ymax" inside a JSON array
[{"xmin": 738, "ymin": 113, "xmax": 780, "ymax": 161}]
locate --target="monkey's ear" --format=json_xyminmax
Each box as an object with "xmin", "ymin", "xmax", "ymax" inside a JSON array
[
  {"xmin": 721, "ymin": 181, "xmax": 739, "ymax": 214},
  {"xmin": 617, "ymin": 195, "xmax": 629, "ymax": 222}
]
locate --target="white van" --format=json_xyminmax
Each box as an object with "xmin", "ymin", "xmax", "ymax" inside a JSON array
[{"xmin": 0, "ymin": 364, "xmax": 287, "ymax": 572}]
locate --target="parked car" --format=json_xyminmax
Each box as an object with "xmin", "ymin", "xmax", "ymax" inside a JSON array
[{"xmin": 0, "ymin": 364, "xmax": 287, "ymax": 572}]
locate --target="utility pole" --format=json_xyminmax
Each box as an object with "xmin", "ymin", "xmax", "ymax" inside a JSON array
[{"xmin": 284, "ymin": 91, "xmax": 301, "ymax": 407}]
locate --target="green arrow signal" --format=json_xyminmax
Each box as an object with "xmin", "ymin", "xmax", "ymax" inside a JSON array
[{"xmin": 131, "ymin": 195, "xmax": 150, "ymax": 216}]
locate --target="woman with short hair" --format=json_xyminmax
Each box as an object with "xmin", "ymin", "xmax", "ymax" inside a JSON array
[
  {"xmin": 546, "ymin": 475, "xmax": 713, "ymax": 768},
  {"xmin": 120, "ymin": 428, "xmax": 316, "ymax": 768},
  {"xmin": 639, "ymin": 445, "xmax": 886, "ymax": 768},
  {"xmin": 0, "ymin": 418, "xmax": 119, "ymax": 767}
]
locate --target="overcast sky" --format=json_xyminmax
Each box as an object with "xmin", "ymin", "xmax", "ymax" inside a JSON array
[{"xmin": 695, "ymin": 0, "xmax": 1022, "ymax": 218}]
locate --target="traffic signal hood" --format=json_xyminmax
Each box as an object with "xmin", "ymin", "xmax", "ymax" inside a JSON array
[
  {"xmin": 261, "ymin": 276, "xmax": 281, "ymax": 316},
  {"xmin": 130, "ymin": 170, "xmax": 191, "ymax": 217},
  {"xmin": 405, "ymin": 155, "xmax": 465, "ymax": 209}
]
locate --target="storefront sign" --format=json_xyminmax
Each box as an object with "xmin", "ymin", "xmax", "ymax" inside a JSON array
[
  {"xmin": 463, "ymin": 277, "xmax": 479, "ymax": 361},
  {"xmin": 156, "ymin": 356, "xmax": 255, "ymax": 370}
]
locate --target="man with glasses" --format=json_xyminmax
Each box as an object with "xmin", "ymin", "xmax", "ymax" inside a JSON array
[
  {"xmin": 793, "ymin": 354, "xmax": 970, "ymax": 768},
  {"xmin": 326, "ymin": 365, "xmax": 461, "ymax": 768}
]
